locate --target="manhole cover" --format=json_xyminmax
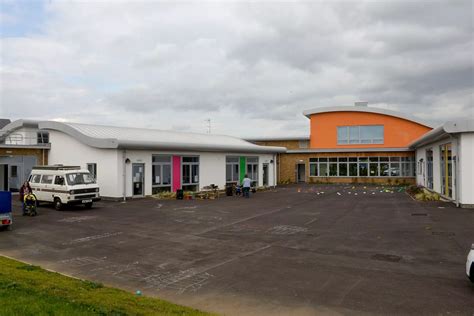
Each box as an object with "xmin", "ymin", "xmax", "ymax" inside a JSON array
[
  {"xmin": 432, "ymin": 231, "xmax": 455, "ymax": 236},
  {"xmin": 411, "ymin": 213, "xmax": 428, "ymax": 216},
  {"xmin": 372, "ymin": 253, "xmax": 402, "ymax": 262}
]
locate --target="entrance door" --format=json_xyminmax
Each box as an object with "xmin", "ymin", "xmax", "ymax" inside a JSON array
[
  {"xmin": 132, "ymin": 163, "xmax": 145, "ymax": 197},
  {"xmin": 262, "ymin": 163, "xmax": 269, "ymax": 186},
  {"xmin": 297, "ymin": 163, "xmax": 306, "ymax": 182}
]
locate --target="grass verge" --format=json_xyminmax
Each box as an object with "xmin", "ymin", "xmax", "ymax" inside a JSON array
[{"xmin": 0, "ymin": 256, "xmax": 212, "ymax": 316}]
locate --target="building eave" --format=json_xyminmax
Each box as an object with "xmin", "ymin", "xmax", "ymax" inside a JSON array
[
  {"xmin": 287, "ymin": 147, "xmax": 413, "ymax": 154},
  {"xmin": 302, "ymin": 106, "xmax": 433, "ymax": 128}
]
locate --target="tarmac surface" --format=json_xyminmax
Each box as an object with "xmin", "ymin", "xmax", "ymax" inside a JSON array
[{"xmin": 1, "ymin": 184, "xmax": 473, "ymax": 315}]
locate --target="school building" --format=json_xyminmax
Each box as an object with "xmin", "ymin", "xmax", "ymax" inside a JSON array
[
  {"xmin": 249, "ymin": 102, "xmax": 433, "ymax": 185},
  {"xmin": 0, "ymin": 120, "xmax": 284, "ymax": 199},
  {"xmin": 409, "ymin": 119, "xmax": 474, "ymax": 208}
]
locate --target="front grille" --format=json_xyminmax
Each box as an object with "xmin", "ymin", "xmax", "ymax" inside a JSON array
[
  {"xmin": 75, "ymin": 194, "xmax": 96, "ymax": 199},
  {"xmin": 74, "ymin": 188, "xmax": 97, "ymax": 194}
]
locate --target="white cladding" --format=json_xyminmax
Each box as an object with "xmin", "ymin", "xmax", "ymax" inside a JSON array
[{"xmin": 48, "ymin": 131, "xmax": 276, "ymax": 198}]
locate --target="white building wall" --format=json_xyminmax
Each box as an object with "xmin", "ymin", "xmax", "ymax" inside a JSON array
[
  {"xmin": 121, "ymin": 150, "xmax": 276, "ymax": 197},
  {"xmin": 47, "ymin": 131, "xmax": 122, "ymax": 198},
  {"xmin": 458, "ymin": 133, "xmax": 474, "ymax": 206},
  {"xmin": 415, "ymin": 133, "xmax": 474, "ymax": 206}
]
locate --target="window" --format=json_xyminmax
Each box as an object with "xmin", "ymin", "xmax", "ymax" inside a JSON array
[
  {"xmin": 65, "ymin": 173, "xmax": 95, "ymax": 185},
  {"xmin": 54, "ymin": 176, "xmax": 65, "ymax": 185},
  {"xmin": 30, "ymin": 174, "xmax": 41, "ymax": 183},
  {"xmin": 358, "ymin": 157, "xmax": 368, "ymax": 176},
  {"xmin": 246, "ymin": 157, "xmax": 259, "ymax": 182},
  {"xmin": 182, "ymin": 156, "xmax": 199, "ymax": 185},
  {"xmin": 152, "ymin": 155, "xmax": 172, "ymax": 192},
  {"xmin": 337, "ymin": 126, "xmax": 384, "ymax": 144},
  {"xmin": 329, "ymin": 158, "xmax": 338, "ymax": 176},
  {"xmin": 338, "ymin": 158, "xmax": 348, "ymax": 176},
  {"xmin": 10, "ymin": 166, "xmax": 18, "ymax": 177},
  {"xmin": 87, "ymin": 163, "xmax": 97, "ymax": 179},
  {"xmin": 37, "ymin": 132, "xmax": 49, "ymax": 144},
  {"xmin": 41, "ymin": 175, "xmax": 54, "ymax": 184},
  {"xmin": 425, "ymin": 150, "xmax": 433, "ymax": 188},
  {"xmin": 226, "ymin": 156, "xmax": 240, "ymax": 183},
  {"xmin": 307, "ymin": 155, "xmax": 415, "ymax": 178}
]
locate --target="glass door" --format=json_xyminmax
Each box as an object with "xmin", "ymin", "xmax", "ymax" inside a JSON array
[
  {"xmin": 132, "ymin": 163, "xmax": 145, "ymax": 197},
  {"xmin": 262, "ymin": 163, "xmax": 269, "ymax": 186},
  {"xmin": 426, "ymin": 149, "xmax": 433, "ymax": 189},
  {"xmin": 440, "ymin": 144, "xmax": 452, "ymax": 198}
]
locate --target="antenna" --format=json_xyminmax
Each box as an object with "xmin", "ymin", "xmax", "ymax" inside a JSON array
[{"xmin": 205, "ymin": 118, "xmax": 211, "ymax": 134}]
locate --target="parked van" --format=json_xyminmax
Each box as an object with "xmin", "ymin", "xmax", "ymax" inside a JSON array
[{"xmin": 28, "ymin": 165, "xmax": 100, "ymax": 210}]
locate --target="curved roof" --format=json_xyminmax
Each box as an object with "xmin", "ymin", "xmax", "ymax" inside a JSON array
[
  {"xmin": 0, "ymin": 119, "xmax": 40, "ymax": 138},
  {"xmin": 38, "ymin": 121, "xmax": 286, "ymax": 153},
  {"xmin": 409, "ymin": 119, "xmax": 474, "ymax": 148},
  {"xmin": 302, "ymin": 106, "xmax": 433, "ymax": 127}
]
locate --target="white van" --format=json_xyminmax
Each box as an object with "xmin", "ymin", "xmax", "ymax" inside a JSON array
[{"xmin": 28, "ymin": 165, "xmax": 100, "ymax": 210}]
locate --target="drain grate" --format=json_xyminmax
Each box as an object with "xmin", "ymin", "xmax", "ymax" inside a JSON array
[
  {"xmin": 411, "ymin": 213, "xmax": 428, "ymax": 216},
  {"xmin": 372, "ymin": 253, "xmax": 402, "ymax": 262},
  {"xmin": 432, "ymin": 231, "xmax": 455, "ymax": 236}
]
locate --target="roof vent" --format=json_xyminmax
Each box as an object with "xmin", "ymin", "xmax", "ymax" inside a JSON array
[{"xmin": 355, "ymin": 101, "xmax": 368, "ymax": 107}]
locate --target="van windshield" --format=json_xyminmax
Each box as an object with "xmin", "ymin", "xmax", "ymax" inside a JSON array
[{"xmin": 66, "ymin": 173, "xmax": 96, "ymax": 185}]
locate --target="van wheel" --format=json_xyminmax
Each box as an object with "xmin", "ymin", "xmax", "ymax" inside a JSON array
[
  {"xmin": 54, "ymin": 198, "xmax": 63, "ymax": 211},
  {"xmin": 84, "ymin": 202, "xmax": 93, "ymax": 209}
]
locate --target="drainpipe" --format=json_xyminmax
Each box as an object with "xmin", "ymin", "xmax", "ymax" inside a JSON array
[{"xmin": 123, "ymin": 149, "xmax": 126, "ymax": 202}]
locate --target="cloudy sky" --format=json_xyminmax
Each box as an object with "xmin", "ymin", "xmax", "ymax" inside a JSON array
[{"xmin": 1, "ymin": 0, "xmax": 473, "ymax": 137}]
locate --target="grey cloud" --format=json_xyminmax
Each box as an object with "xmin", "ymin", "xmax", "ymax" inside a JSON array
[{"xmin": 1, "ymin": 1, "xmax": 472, "ymax": 137}]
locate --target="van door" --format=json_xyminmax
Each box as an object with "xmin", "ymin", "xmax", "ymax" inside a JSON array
[
  {"xmin": 52, "ymin": 175, "xmax": 67, "ymax": 201},
  {"xmin": 29, "ymin": 174, "xmax": 42, "ymax": 199},
  {"xmin": 39, "ymin": 174, "xmax": 54, "ymax": 202}
]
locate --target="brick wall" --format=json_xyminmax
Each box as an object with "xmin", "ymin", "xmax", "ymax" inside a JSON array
[{"xmin": 253, "ymin": 140, "xmax": 302, "ymax": 150}]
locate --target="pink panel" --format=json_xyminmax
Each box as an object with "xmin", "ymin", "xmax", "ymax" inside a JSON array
[{"xmin": 172, "ymin": 156, "xmax": 181, "ymax": 192}]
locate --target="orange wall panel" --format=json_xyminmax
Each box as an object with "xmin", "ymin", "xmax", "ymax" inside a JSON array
[{"xmin": 309, "ymin": 112, "xmax": 431, "ymax": 149}]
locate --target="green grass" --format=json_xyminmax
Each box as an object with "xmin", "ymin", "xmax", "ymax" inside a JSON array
[{"xmin": 0, "ymin": 256, "xmax": 212, "ymax": 316}]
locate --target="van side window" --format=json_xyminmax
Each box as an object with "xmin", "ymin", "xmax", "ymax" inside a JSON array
[
  {"xmin": 31, "ymin": 174, "xmax": 41, "ymax": 183},
  {"xmin": 55, "ymin": 176, "xmax": 65, "ymax": 186},
  {"xmin": 41, "ymin": 175, "xmax": 54, "ymax": 184}
]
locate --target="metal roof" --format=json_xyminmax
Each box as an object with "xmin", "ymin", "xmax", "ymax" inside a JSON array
[
  {"xmin": 38, "ymin": 121, "xmax": 286, "ymax": 153},
  {"xmin": 245, "ymin": 136, "xmax": 310, "ymax": 142},
  {"xmin": 302, "ymin": 106, "xmax": 433, "ymax": 128},
  {"xmin": 409, "ymin": 119, "xmax": 474, "ymax": 148},
  {"xmin": 0, "ymin": 119, "xmax": 40, "ymax": 139}
]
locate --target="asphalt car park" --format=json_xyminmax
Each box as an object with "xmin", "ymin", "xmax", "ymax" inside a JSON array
[{"xmin": 1, "ymin": 184, "xmax": 473, "ymax": 315}]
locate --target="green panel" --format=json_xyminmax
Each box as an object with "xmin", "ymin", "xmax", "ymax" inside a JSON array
[{"xmin": 239, "ymin": 157, "xmax": 246, "ymax": 183}]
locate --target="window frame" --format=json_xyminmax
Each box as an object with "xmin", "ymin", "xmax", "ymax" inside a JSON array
[
  {"xmin": 337, "ymin": 125, "xmax": 384, "ymax": 145},
  {"xmin": 308, "ymin": 156, "xmax": 415, "ymax": 178}
]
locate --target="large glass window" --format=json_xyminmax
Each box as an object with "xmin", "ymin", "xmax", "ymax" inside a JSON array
[
  {"xmin": 307, "ymin": 155, "xmax": 415, "ymax": 178},
  {"xmin": 338, "ymin": 158, "xmax": 348, "ymax": 176},
  {"xmin": 246, "ymin": 157, "xmax": 259, "ymax": 182},
  {"xmin": 182, "ymin": 156, "xmax": 199, "ymax": 185},
  {"xmin": 425, "ymin": 150, "xmax": 433, "ymax": 189},
  {"xmin": 329, "ymin": 158, "xmax": 338, "ymax": 176},
  {"xmin": 152, "ymin": 155, "xmax": 172, "ymax": 193},
  {"xmin": 337, "ymin": 125, "xmax": 384, "ymax": 144},
  {"xmin": 226, "ymin": 157, "xmax": 240, "ymax": 183}
]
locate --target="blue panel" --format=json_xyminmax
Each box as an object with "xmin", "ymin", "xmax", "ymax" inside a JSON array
[{"xmin": 0, "ymin": 191, "xmax": 12, "ymax": 213}]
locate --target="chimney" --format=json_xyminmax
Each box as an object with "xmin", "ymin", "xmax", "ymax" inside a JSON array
[{"xmin": 354, "ymin": 101, "xmax": 368, "ymax": 107}]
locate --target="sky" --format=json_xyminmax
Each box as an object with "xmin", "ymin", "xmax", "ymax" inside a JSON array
[{"xmin": 0, "ymin": 0, "xmax": 473, "ymax": 138}]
